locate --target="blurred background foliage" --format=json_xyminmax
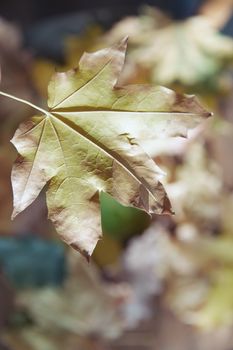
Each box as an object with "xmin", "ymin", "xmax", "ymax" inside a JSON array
[{"xmin": 0, "ymin": 0, "xmax": 233, "ymax": 349}]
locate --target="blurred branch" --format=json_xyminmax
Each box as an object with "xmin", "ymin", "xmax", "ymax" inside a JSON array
[{"xmin": 199, "ymin": 0, "xmax": 233, "ymax": 28}]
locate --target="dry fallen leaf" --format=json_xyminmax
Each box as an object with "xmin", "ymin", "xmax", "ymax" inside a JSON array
[
  {"xmin": 16, "ymin": 250, "xmax": 126, "ymax": 340},
  {"xmin": 9, "ymin": 39, "xmax": 210, "ymax": 258},
  {"xmin": 114, "ymin": 16, "xmax": 233, "ymax": 91}
]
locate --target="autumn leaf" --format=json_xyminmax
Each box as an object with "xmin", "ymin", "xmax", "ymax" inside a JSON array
[
  {"xmin": 136, "ymin": 16, "xmax": 233, "ymax": 88},
  {"xmin": 8, "ymin": 38, "xmax": 210, "ymax": 258},
  {"xmin": 108, "ymin": 16, "xmax": 233, "ymax": 90},
  {"xmin": 2, "ymin": 250, "xmax": 126, "ymax": 350},
  {"xmin": 16, "ymin": 250, "xmax": 125, "ymax": 340}
]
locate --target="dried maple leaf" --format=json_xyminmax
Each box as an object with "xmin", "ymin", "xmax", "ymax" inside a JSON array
[
  {"xmin": 110, "ymin": 16, "xmax": 233, "ymax": 90},
  {"xmin": 7, "ymin": 39, "xmax": 210, "ymax": 258},
  {"xmin": 16, "ymin": 250, "xmax": 125, "ymax": 340}
]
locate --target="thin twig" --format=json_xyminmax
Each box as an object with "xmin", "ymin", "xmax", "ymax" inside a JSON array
[{"xmin": 0, "ymin": 90, "xmax": 48, "ymax": 115}]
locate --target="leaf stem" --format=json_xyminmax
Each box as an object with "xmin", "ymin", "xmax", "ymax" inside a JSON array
[{"xmin": 0, "ymin": 90, "xmax": 48, "ymax": 115}]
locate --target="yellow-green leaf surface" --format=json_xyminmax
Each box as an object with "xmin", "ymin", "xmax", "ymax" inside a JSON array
[{"xmin": 11, "ymin": 39, "xmax": 210, "ymax": 258}]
